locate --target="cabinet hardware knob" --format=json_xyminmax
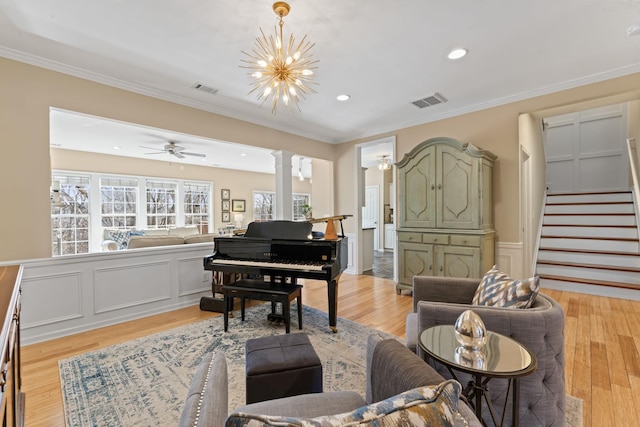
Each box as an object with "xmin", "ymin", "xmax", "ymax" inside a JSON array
[
  {"xmin": 433, "ymin": 238, "xmax": 438, "ymax": 242},
  {"xmin": 437, "ymin": 184, "xmax": 442, "ymax": 190},
  {"xmin": 431, "ymin": 184, "xmax": 435, "ymax": 190},
  {"xmin": 463, "ymin": 240, "xmax": 467, "ymax": 244},
  {"xmin": 440, "ymin": 266, "xmax": 443, "ymax": 272}
]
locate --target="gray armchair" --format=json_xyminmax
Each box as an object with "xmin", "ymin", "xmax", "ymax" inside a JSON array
[{"xmin": 406, "ymin": 275, "xmax": 566, "ymax": 427}]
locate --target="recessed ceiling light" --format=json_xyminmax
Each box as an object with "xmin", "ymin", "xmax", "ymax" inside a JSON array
[
  {"xmin": 448, "ymin": 48, "xmax": 468, "ymax": 60},
  {"xmin": 240, "ymin": 153, "xmax": 247, "ymax": 156},
  {"xmin": 336, "ymin": 94, "xmax": 350, "ymax": 101},
  {"xmin": 112, "ymin": 146, "xmax": 121, "ymax": 150}
]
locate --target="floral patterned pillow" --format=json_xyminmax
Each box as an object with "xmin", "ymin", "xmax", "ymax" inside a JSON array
[
  {"xmin": 472, "ymin": 265, "xmax": 540, "ymax": 309},
  {"xmin": 225, "ymin": 379, "xmax": 462, "ymax": 427}
]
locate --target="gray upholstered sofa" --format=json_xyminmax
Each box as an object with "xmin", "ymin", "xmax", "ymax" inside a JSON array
[
  {"xmin": 406, "ymin": 275, "xmax": 566, "ymax": 427},
  {"xmin": 178, "ymin": 334, "xmax": 482, "ymax": 426}
]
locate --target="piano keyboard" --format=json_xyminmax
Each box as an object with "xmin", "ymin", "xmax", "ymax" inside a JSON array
[{"xmin": 209, "ymin": 258, "xmax": 325, "ymax": 271}]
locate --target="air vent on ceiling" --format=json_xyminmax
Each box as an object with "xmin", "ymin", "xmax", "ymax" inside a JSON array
[
  {"xmin": 191, "ymin": 82, "xmax": 219, "ymax": 95},
  {"xmin": 411, "ymin": 93, "xmax": 447, "ymax": 109}
]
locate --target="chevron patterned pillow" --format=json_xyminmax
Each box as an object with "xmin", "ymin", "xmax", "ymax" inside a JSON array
[{"xmin": 472, "ymin": 265, "xmax": 540, "ymax": 308}]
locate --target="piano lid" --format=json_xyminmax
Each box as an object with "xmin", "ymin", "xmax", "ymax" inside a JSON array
[{"xmin": 244, "ymin": 220, "xmax": 313, "ymax": 240}]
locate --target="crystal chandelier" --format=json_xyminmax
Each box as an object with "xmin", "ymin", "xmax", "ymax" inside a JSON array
[{"xmin": 241, "ymin": 2, "xmax": 318, "ymax": 114}]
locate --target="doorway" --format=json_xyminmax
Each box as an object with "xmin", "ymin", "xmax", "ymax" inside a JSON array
[{"xmin": 356, "ymin": 136, "xmax": 397, "ymax": 280}]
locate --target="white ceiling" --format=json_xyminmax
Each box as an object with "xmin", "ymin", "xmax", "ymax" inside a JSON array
[{"xmin": 4, "ymin": 1, "xmax": 640, "ymax": 170}]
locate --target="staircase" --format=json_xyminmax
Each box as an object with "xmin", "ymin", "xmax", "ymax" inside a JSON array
[{"xmin": 536, "ymin": 191, "xmax": 640, "ymax": 291}]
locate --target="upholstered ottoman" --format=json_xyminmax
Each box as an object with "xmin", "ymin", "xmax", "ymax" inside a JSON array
[{"xmin": 245, "ymin": 333, "xmax": 323, "ymax": 404}]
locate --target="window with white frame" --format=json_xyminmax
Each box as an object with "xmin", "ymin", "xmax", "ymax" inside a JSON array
[
  {"xmin": 51, "ymin": 171, "xmax": 212, "ymax": 256},
  {"xmin": 145, "ymin": 179, "xmax": 177, "ymax": 229},
  {"xmin": 293, "ymin": 193, "xmax": 311, "ymax": 221},
  {"xmin": 184, "ymin": 181, "xmax": 210, "ymax": 227},
  {"xmin": 51, "ymin": 174, "xmax": 91, "ymax": 256},
  {"xmin": 100, "ymin": 176, "xmax": 138, "ymax": 229},
  {"xmin": 253, "ymin": 191, "xmax": 310, "ymax": 221}
]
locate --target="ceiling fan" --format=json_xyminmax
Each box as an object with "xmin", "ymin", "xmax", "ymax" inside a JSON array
[{"xmin": 140, "ymin": 141, "xmax": 206, "ymax": 159}]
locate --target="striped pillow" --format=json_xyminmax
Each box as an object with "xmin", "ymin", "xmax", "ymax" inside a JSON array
[{"xmin": 472, "ymin": 265, "xmax": 540, "ymax": 309}]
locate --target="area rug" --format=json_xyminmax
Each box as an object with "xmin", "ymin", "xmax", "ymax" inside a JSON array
[{"xmin": 59, "ymin": 304, "xmax": 582, "ymax": 426}]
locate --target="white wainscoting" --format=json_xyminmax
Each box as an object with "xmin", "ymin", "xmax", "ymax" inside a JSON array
[
  {"xmin": 13, "ymin": 243, "xmax": 214, "ymax": 345},
  {"xmin": 495, "ymin": 242, "xmax": 524, "ymax": 278},
  {"xmin": 344, "ymin": 233, "xmax": 357, "ymax": 275}
]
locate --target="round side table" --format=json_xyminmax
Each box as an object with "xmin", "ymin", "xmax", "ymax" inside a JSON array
[{"xmin": 419, "ymin": 325, "xmax": 537, "ymax": 427}]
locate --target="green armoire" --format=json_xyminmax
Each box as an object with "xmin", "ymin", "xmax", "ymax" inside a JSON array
[{"xmin": 396, "ymin": 137, "xmax": 496, "ymax": 293}]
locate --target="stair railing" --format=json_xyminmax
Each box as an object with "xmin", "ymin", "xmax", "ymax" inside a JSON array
[{"xmin": 626, "ymin": 137, "xmax": 640, "ymax": 244}]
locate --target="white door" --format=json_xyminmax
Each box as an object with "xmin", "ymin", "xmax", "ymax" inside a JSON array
[
  {"xmin": 363, "ymin": 186, "xmax": 379, "ymax": 250},
  {"xmin": 544, "ymin": 104, "xmax": 629, "ymax": 193}
]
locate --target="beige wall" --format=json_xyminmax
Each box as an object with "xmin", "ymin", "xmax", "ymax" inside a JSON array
[
  {"xmin": 0, "ymin": 57, "xmax": 335, "ymax": 261},
  {"xmin": 4, "ymin": 54, "xmax": 640, "ymax": 264}
]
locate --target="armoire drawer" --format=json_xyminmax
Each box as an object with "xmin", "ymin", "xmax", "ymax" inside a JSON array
[
  {"xmin": 450, "ymin": 235, "xmax": 481, "ymax": 247},
  {"xmin": 398, "ymin": 232, "xmax": 422, "ymax": 243},
  {"xmin": 422, "ymin": 234, "xmax": 449, "ymax": 245}
]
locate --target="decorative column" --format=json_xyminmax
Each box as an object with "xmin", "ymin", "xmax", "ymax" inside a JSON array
[{"xmin": 272, "ymin": 150, "xmax": 294, "ymax": 220}]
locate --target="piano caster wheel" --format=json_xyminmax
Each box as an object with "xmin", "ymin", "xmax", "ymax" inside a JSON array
[{"xmin": 330, "ymin": 326, "xmax": 337, "ymax": 333}]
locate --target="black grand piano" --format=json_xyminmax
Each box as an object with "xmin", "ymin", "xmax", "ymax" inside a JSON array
[{"xmin": 203, "ymin": 219, "xmax": 348, "ymax": 332}]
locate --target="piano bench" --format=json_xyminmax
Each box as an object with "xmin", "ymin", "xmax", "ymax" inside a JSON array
[
  {"xmin": 223, "ymin": 279, "xmax": 303, "ymax": 333},
  {"xmin": 245, "ymin": 333, "xmax": 322, "ymax": 404}
]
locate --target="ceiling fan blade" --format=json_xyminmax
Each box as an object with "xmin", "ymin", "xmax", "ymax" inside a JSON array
[
  {"xmin": 181, "ymin": 151, "xmax": 206, "ymax": 158},
  {"xmin": 173, "ymin": 152, "xmax": 186, "ymax": 159},
  {"xmin": 140, "ymin": 145, "xmax": 163, "ymax": 151},
  {"xmin": 144, "ymin": 152, "xmax": 165, "ymax": 155}
]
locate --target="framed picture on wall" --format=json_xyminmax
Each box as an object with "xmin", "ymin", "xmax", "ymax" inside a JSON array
[
  {"xmin": 222, "ymin": 212, "xmax": 230, "ymax": 222},
  {"xmin": 232, "ymin": 199, "xmax": 246, "ymax": 212},
  {"xmin": 222, "ymin": 200, "xmax": 230, "ymax": 211},
  {"xmin": 221, "ymin": 189, "xmax": 230, "ymax": 200}
]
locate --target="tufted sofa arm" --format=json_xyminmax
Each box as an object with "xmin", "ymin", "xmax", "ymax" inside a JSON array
[{"xmin": 406, "ymin": 275, "xmax": 566, "ymax": 426}]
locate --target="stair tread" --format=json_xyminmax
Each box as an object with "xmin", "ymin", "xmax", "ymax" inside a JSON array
[
  {"xmin": 539, "ymin": 274, "xmax": 640, "ymax": 290},
  {"xmin": 541, "ymin": 235, "xmax": 639, "ymax": 242},
  {"xmin": 538, "ymin": 247, "xmax": 640, "ymax": 256},
  {"xmin": 548, "ymin": 190, "xmax": 632, "ymax": 196},
  {"xmin": 542, "ymin": 224, "xmax": 637, "ymax": 228},
  {"xmin": 537, "ymin": 259, "xmax": 640, "ymax": 273},
  {"xmin": 545, "ymin": 201, "xmax": 633, "ymax": 206},
  {"xmin": 544, "ymin": 213, "xmax": 635, "ymax": 216}
]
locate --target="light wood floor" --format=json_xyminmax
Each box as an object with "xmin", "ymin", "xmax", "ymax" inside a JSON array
[{"xmin": 21, "ymin": 274, "xmax": 640, "ymax": 426}]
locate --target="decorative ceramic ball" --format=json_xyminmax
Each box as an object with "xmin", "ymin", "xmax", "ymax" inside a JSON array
[{"xmin": 454, "ymin": 309, "xmax": 487, "ymax": 350}]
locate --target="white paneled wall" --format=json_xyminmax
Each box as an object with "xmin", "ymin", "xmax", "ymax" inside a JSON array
[{"xmin": 16, "ymin": 243, "xmax": 214, "ymax": 345}]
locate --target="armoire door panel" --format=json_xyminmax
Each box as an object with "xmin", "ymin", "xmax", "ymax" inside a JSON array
[
  {"xmin": 436, "ymin": 246, "xmax": 479, "ymax": 278},
  {"xmin": 437, "ymin": 146, "xmax": 479, "ymax": 229},
  {"xmin": 400, "ymin": 148, "xmax": 435, "ymax": 228},
  {"xmin": 398, "ymin": 242, "xmax": 433, "ymax": 283}
]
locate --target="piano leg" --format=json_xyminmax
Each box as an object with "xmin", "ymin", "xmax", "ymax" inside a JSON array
[{"xmin": 328, "ymin": 278, "xmax": 339, "ymax": 333}]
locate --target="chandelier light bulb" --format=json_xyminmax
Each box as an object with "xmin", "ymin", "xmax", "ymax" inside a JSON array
[{"xmin": 241, "ymin": 1, "xmax": 318, "ymax": 114}]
